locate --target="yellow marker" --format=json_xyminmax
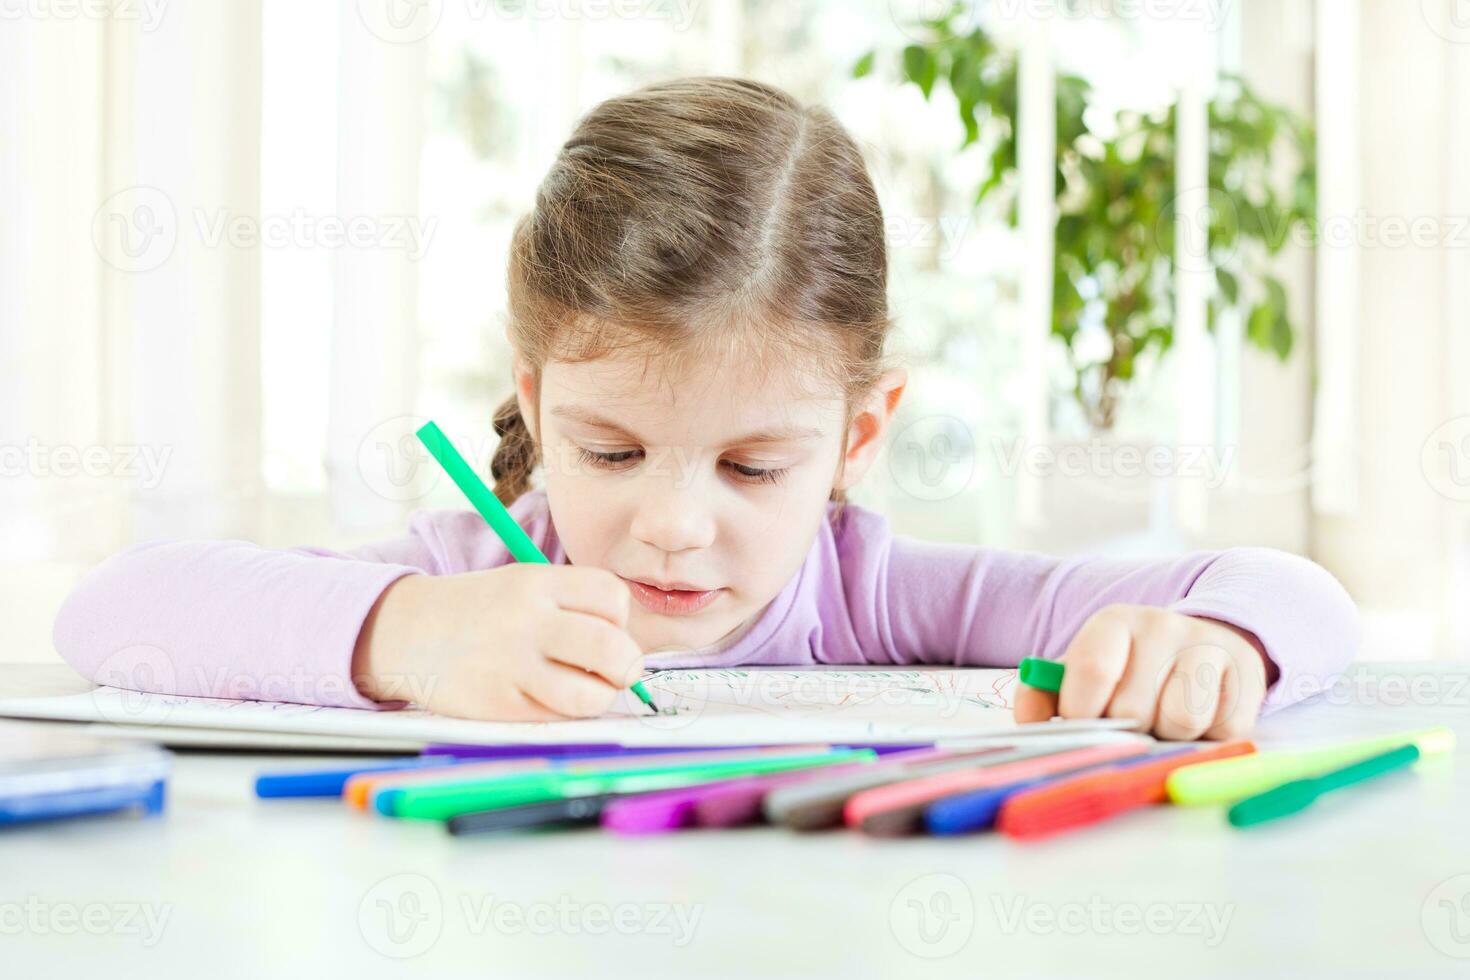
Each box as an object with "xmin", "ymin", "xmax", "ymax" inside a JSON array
[{"xmin": 1166, "ymin": 726, "xmax": 1455, "ymax": 806}]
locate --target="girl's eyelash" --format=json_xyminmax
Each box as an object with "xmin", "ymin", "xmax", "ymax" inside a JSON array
[
  {"xmin": 724, "ymin": 460, "xmax": 789, "ymax": 485},
  {"xmin": 575, "ymin": 447, "xmax": 789, "ymax": 485}
]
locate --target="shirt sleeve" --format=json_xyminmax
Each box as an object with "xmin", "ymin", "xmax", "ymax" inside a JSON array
[
  {"xmin": 50, "ymin": 492, "xmax": 561, "ymax": 710},
  {"xmin": 839, "ymin": 508, "xmax": 1360, "ymax": 716}
]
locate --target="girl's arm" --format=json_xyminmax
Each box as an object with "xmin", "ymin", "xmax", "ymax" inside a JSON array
[
  {"xmin": 51, "ymin": 501, "xmax": 559, "ymax": 710},
  {"xmin": 837, "ymin": 509, "xmax": 1360, "ymax": 731}
]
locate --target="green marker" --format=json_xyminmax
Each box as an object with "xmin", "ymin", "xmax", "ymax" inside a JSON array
[
  {"xmin": 1018, "ymin": 657, "xmax": 1065, "ymax": 693},
  {"xmin": 1167, "ymin": 726, "xmax": 1454, "ymax": 805},
  {"xmin": 414, "ymin": 420, "xmax": 659, "ymax": 714},
  {"xmin": 388, "ymin": 749, "xmax": 874, "ymax": 820},
  {"xmin": 1227, "ymin": 744, "xmax": 1421, "ymax": 828}
]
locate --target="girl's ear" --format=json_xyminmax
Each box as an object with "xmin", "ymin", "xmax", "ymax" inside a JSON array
[
  {"xmin": 833, "ymin": 367, "xmax": 907, "ymax": 493},
  {"xmin": 511, "ymin": 355, "xmax": 540, "ymax": 443}
]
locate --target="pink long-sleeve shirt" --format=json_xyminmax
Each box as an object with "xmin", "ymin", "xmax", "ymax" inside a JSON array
[{"xmin": 52, "ymin": 489, "xmax": 1359, "ymax": 716}]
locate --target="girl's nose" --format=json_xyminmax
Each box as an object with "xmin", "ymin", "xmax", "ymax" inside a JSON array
[{"xmin": 628, "ymin": 483, "xmax": 717, "ymax": 555}]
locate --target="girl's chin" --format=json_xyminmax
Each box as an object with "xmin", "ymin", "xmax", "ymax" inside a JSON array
[
  {"xmin": 632, "ymin": 619, "xmax": 728, "ymax": 656},
  {"xmin": 633, "ymin": 609, "xmax": 757, "ymax": 657}
]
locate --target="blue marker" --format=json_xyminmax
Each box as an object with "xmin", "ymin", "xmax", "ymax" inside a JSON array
[{"xmin": 254, "ymin": 757, "xmax": 461, "ymax": 799}]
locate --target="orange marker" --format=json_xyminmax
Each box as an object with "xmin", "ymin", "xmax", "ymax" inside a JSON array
[
  {"xmin": 344, "ymin": 759, "xmax": 551, "ymax": 810},
  {"xmin": 997, "ymin": 739, "xmax": 1256, "ymax": 841}
]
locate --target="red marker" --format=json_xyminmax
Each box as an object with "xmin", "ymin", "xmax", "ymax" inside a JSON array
[
  {"xmin": 844, "ymin": 741, "xmax": 1150, "ymax": 836},
  {"xmin": 997, "ymin": 739, "xmax": 1256, "ymax": 841}
]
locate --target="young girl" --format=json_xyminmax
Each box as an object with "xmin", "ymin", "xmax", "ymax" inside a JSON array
[{"xmin": 54, "ymin": 77, "xmax": 1357, "ymax": 740}]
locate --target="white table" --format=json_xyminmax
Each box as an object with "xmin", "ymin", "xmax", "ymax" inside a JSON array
[{"xmin": 3, "ymin": 662, "xmax": 1469, "ymax": 979}]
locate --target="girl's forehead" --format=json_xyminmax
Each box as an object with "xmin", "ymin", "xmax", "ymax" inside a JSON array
[
  {"xmin": 539, "ymin": 350, "xmax": 847, "ymax": 437},
  {"xmin": 542, "ymin": 348, "xmax": 842, "ymax": 409}
]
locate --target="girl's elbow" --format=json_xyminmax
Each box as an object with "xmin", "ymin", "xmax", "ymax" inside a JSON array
[
  {"xmin": 51, "ymin": 541, "xmax": 175, "ymax": 687},
  {"xmin": 1264, "ymin": 546, "xmax": 1363, "ymax": 679},
  {"xmin": 52, "ymin": 573, "xmax": 110, "ymax": 683}
]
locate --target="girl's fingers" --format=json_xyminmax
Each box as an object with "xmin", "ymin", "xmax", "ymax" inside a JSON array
[
  {"xmin": 546, "ymin": 565, "xmax": 633, "ymax": 627},
  {"xmin": 1205, "ymin": 647, "xmax": 1268, "ymax": 740},
  {"xmin": 520, "ymin": 660, "xmax": 623, "ymax": 719},
  {"xmin": 1012, "ymin": 684, "xmax": 1058, "ymax": 724},
  {"xmin": 540, "ymin": 610, "xmax": 645, "ymax": 688},
  {"xmin": 1153, "ymin": 644, "xmax": 1230, "ymax": 741},
  {"xmin": 497, "ymin": 686, "xmax": 579, "ymax": 723},
  {"xmin": 1057, "ymin": 610, "xmax": 1133, "ymax": 720},
  {"xmin": 1102, "ymin": 624, "xmax": 1179, "ymax": 729}
]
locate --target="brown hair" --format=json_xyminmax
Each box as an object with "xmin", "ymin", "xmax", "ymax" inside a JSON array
[{"xmin": 492, "ymin": 76, "xmax": 893, "ymax": 518}]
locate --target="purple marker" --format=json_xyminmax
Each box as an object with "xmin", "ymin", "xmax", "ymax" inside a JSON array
[
  {"xmin": 423, "ymin": 742, "xmax": 932, "ymax": 760},
  {"xmin": 423, "ymin": 743, "xmax": 708, "ymax": 761}
]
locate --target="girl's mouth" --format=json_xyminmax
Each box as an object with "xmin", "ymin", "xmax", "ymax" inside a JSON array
[{"xmin": 619, "ymin": 576, "xmax": 723, "ymax": 616}]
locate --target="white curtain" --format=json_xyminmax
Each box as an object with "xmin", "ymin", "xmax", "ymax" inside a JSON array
[
  {"xmin": 0, "ymin": 1, "xmax": 430, "ymax": 662},
  {"xmin": 1311, "ymin": 0, "xmax": 1470, "ymax": 660}
]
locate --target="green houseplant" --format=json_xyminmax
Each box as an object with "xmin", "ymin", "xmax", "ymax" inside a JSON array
[{"xmin": 857, "ymin": 5, "xmax": 1316, "ymax": 430}]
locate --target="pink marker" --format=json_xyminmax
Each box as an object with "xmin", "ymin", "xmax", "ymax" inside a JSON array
[{"xmin": 844, "ymin": 741, "xmax": 1150, "ymax": 836}]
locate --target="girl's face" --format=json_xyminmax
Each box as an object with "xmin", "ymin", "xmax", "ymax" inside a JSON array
[{"xmin": 518, "ymin": 344, "xmax": 903, "ymax": 655}]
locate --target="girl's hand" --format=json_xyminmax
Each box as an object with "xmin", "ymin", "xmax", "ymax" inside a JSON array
[
  {"xmin": 1012, "ymin": 605, "xmax": 1276, "ymax": 741},
  {"xmin": 351, "ymin": 565, "xmax": 646, "ymax": 721}
]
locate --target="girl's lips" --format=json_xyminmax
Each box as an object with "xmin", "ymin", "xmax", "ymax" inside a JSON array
[{"xmin": 620, "ymin": 577, "xmax": 723, "ymax": 616}]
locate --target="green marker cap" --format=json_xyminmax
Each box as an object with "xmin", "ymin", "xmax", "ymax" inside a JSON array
[{"xmin": 1018, "ymin": 657, "xmax": 1065, "ymax": 693}]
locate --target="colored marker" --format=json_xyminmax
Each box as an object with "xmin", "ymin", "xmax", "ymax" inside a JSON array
[
  {"xmin": 363, "ymin": 745, "xmax": 830, "ymax": 813},
  {"xmin": 255, "ymin": 756, "xmax": 461, "ymax": 799},
  {"xmin": 846, "ymin": 741, "xmax": 1150, "ymax": 836},
  {"xmin": 1227, "ymin": 744, "xmax": 1421, "ymax": 828},
  {"xmin": 349, "ymin": 758, "xmax": 560, "ymax": 810},
  {"xmin": 998, "ymin": 740, "xmax": 1255, "ymax": 840},
  {"xmin": 422, "ymin": 742, "xmax": 934, "ymax": 759},
  {"xmin": 1018, "ymin": 657, "xmax": 1065, "ymax": 693},
  {"xmin": 762, "ymin": 736, "xmax": 1142, "ymax": 831},
  {"xmin": 1166, "ymin": 726, "xmax": 1454, "ymax": 806},
  {"xmin": 392, "ymin": 750, "xmax": 872, "ymax": 821},
  {"xmin": 691, "ymin": 750, "xmax": 942, "ymax": 828},
  {"xmin": 384, "ymin": 747, "xmax": 866, "ymax": 820},
  {"xmin": 416, "ymin": 420, "xmax": 658, "ymax": 714},
  {"xmin": 925, "ymin": 747, "xmax": 1197, "ymax": 836},
  {"xmin": 424, "ymin": 743, "xmax": 642, "ymax": 759},
  {"xmin": 600, "ymin": 754, "xmax": 881, "ymax": 834},
  {"xmin": 448, "ymin": 794, "xmax": 624, "ymax": 836}
]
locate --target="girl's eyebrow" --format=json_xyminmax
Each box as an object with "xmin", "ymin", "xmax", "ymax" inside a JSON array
[{"xmin": 549, "ymin": 405, "xmax": 824, "ymax": 446}]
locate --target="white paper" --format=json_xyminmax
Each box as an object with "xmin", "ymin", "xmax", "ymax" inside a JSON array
[{"xmin": 0, "ymin": 668, "xmax": 1138, "ymax": 747}]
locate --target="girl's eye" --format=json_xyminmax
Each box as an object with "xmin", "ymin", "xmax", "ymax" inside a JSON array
[
  {"xmin": 576, "ymin": 447, "xmax": 642, "ymax": 469},
  {"xmin": 574, "ymin": 446, "xmax": 789, "ymax": 486},
  {"xmin": 723, "ymin": 461, "xmax": 789, "ymax": 485}
]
